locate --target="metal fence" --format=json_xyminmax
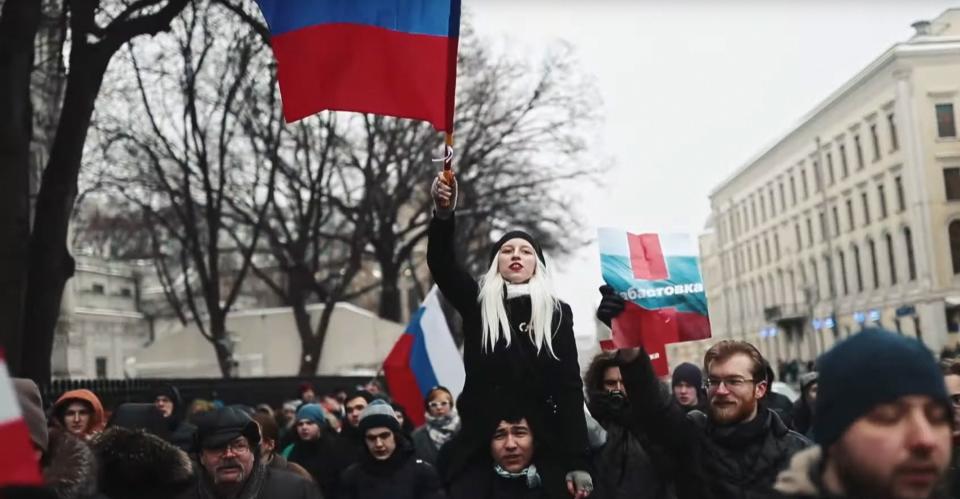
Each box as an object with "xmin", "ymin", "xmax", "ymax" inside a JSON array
[{"xmin": 41, "ymin": 375, "xmax": 372, "ymax": 410}]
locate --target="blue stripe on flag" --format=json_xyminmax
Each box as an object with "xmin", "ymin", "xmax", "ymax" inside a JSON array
[
  {"xmin": 256, "ymin": 0, "xmax": 458, "ymax": 38},
  {"xmin": 406, "ymin": 306, "xmax": 440, "ymax": 395}
]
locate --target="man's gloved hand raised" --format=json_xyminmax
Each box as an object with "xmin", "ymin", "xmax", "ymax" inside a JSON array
[{"xmin": 596, "ymin": 285, "xmax": 625, "ymax": 328}]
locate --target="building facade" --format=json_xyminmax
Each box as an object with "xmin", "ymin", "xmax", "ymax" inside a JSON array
[{"xmin": 703, "ymin": 10, "xmax": 960, "ymax": 367}]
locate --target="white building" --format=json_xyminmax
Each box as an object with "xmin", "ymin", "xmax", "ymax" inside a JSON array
[{"xmin": 700, "ymin": 9, "xmax": 960, "ymax": 368}]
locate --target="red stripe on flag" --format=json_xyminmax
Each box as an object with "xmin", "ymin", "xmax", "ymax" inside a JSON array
[
  {"xmin": 271, "ymin": 23, "xmax": 457, "ymax": 130},
  {"xmin": 383, "ymin": 334, "xmax": 427, "ymax": 427},
  {"xmin": 0, "ymin": 419, "xmax": 42, "ymax": 487},
  {"xmin": 610, "ymin": 302, "xmax": 675, "ymax": 376},
  {"xmin": 626, "ymin": 233, "xmax": 668, "ymax": 280}
]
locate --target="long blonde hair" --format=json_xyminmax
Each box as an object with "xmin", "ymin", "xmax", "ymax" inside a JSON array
[{"xmin": 477, "ymin": 254, "xmax": 562, "ymax": 358}]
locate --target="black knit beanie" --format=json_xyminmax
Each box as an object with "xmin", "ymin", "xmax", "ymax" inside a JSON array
[
  {"xmin": 489, "ymin": 230, "xmax": 545, "ymax": 265},
  {"xmin": 814, "ymin": 328, "xmax": 949, "ymax": 448},
  {"xmin": 671, "ymin": 363, "xmax": 703, "ymax": 389}
]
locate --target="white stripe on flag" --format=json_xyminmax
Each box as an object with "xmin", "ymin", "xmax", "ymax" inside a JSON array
[
  {"xmin": 421, "ymin": 286, "xmax": 465, "ymax": 400},
  {"xmin": 0, "ymin": 357, "xmax": 23, "ymax": 425}
]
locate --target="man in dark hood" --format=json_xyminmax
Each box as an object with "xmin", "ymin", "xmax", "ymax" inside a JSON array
[
  {"xmin": 763, "ymin": 363, "xmax": 797, "ymax": 431},
  {"xmin": 339, "ymin": 400, "xmax": 444, "ymax": 499},
  {"xmin": 584, "ymin": 351, "xmax": 674, "ymax": 499},
  {"xmin": 671, "ymin": 362, "xmax": 706, "ymax": 414},
  {"xmin": 152, "ymin": 384, "xmax": 197, "ymax": 452}
]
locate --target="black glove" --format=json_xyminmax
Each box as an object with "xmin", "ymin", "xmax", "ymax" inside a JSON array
[{"xmin": 596, "ymin": 285, "xmax": 625, "ymax": 328}]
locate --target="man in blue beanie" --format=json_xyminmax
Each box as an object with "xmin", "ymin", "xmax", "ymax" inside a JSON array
[
  {"xmin": 772, "ymin": 329, "xmax": 953, "ymax": 499},
  {"xmin": 287, "ymin": 402, "xmax": 351, "ymax": 498}
]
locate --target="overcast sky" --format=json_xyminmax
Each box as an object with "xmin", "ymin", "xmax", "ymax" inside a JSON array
[{"xmin": 468, "ymin": 0, "xmax": 960, "ymax": 350}]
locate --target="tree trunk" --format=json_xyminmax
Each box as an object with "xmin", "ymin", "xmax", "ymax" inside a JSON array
[
  {"xmin": 0, "ymin": 0, "xmax": 41, "ymax": 376},
  {"xmin": 20, "ymin": 43, "xmax": 109, "ymax": 384},
  {"xmin": 209, "ymin": 313, "xmax": 234, "ymax": 378},
  {"xmin": 299, "ymin": 300, "xmax": 337, "ymax": 376},
  {"xmin": 378, "ymin": 262, "xmax": 403, "ymax": 322}
]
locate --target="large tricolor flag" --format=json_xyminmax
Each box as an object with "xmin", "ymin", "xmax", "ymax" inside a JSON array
[
  {"xmin": 598, "ymin": 229, "xmax": 712, "ymax": 375},
  {"xmin": 384, "ymin": 286, "xmax": 464, "ymax": 426},
  {"xmin": 254, "ymin": 0, "xmax": 462, "ymax": 131},
  {"xmin": 0, "ymin": 352, "xmax": 43, "ymax": 487}
]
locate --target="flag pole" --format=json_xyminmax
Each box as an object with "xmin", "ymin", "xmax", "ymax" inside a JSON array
[{"xmin": 439, "ymin": 132, "xmax": 455, "ymax": 208}]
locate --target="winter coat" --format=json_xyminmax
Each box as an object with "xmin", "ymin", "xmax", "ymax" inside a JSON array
[
  {"xmin": 52, "ymin": 390, "xmax": 106, "ymax": 439},
  {"xmin": 288, "ymin": 432, "xmax": 352, "ymax": 498},
  {"xmin": 90, "ymin": 426, "xmax": 195, "ymax": 499},
  {"xmin": 427, "ymin": 215, "xmax": 589, "ymax": 483},
  {"xmin": 339, "ymin": 443, "xmax": 444, "ymax": 499},
  {"xmin": 411, "ymin": 426, "xmax": 440, "ymax": 465},
  {"xmin": 588, "ymin": 402, "xmax": 675, "ymax": 499},
  {"xmin": 769, "ymin": 446, "xmax": 953, "ymax": 498},
  {"xmin": 764, "ymin": 391, "xmax": 797, "ymax": 431},
  {"xmin": 180, "ymin": 464, "xmax": 322, "ymax": 499},
  {"xmin": 152, "ymin": 384, "xmax": 197, "ymax": 452},
  {"xmin": 42, "ymin": 429, "xmax": 99, "ymax": 499},
  {"xmin": 619, "ymin": 351, "xmax": 811, "ymax": 499},
  {"xmin": 266, "ymin": 453, "xmax": 314, "ymax": 483},
  {"xmin": 446, "ymin": 460, "xmax": 554, "ymax": 499}
]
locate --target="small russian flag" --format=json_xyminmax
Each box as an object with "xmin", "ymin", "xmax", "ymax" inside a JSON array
[
  {"xmin": 0, "ymin": 352, "xmax": 43, "ymax": 487},
  {"xmin": 384, "ymin": 286, "xmax": 464, "ymax": 426}
]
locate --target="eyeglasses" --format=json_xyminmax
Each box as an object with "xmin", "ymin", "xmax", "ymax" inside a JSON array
[
  {"xmin": 428, "ymin": 401, "xmax": 450, "ymax": 409},
  {"xmin": 703, "ymin": 377, "xmax": 760, "ymax": 391},
  {"xmin": 211, "ymin": 440, "xmax": 251, "ymax": 456}
]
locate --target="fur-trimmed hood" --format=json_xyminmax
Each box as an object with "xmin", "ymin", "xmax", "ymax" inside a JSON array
[
  {"xmin": 42, "ymin": 429, "xmax": 99, "ymax": 499},
  {"xmin": 90, "ymin": 426, "xmax": 195, "ymax": 499},
  {"xmin": 773, "ymin": 446, "xmax": 823, "ymax": 496}
]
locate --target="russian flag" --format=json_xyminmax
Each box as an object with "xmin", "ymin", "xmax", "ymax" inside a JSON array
[
  {"xmin": 255, "ymin": 0, "xmax": 461, "ymax": 131},
  {"xmin": 0, "ymin": 352, "xmax": 43, "ymax": 487},
  {"xmin": 598, "ymin": 229, "xmax": 712, "ymax": 376},
  {"xmin": 384, "ymin": 286, "xmax": 464, "ymax": 426}
]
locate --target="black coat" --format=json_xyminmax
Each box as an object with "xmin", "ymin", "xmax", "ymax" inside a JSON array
[
  {"xmin": 446, "ymin": 461, "xmax": 552, "ymax": 499},
  {"xmin": 588, "ymin": 402, "xmax": 675, "ymax": 499},
  {"xmin": 411, "ymin": 426, "xmax": 440, "ymax": 466},
  {"xmin": 339, "ymin": 444, "xmax": 444, "ymax": 499},
  {"xmin": 288, "ymin": 433, "xmax": 352, "ymax": 499},
  {"xmin": 619, "ymin": 352, "xmax": 810, "ymax": 499},
  {"xmin": 427, "ymin": 215, "xmax": 589, "ymax": 482},
  {"xmin": 179, "ymin": 465, "xmax": 321, "ymax": 499}
]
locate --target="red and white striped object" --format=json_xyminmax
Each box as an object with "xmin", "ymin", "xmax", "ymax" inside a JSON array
[{"xmin": 0, "ymin": 352, "xmax": 43, "ymax": 487}]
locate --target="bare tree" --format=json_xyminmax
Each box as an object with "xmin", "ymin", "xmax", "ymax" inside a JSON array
[
  {"xmin": 95, "ymin": 2, "xmax": 275, "ymax": 377},
  {"xmin": 0, "ymin": 0, "xmax": 192, "ymax": 383}
]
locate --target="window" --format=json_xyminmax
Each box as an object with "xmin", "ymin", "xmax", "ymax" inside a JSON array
[
  {"xmin": 888, "ymin": 112, "xmax": 899, "ymax": 151},
  {"xmin": 838, "ymin": 250, "xmax": 849, "ymax": 295},
  {"xmin": 779, "ymin": 182, "xmax": 786, "ymax": 211},
  {"xmin": 826, "ymin": 152, "xmax": 835, "ymax": 185},
  {"xmin": 839, "ymin": 143, "xmax": 849, "ymax": 178},
  {"xmin": 915, "ymin": 316, "xmax": 923, "ymax": 343},
  {"xmin": 878, "ymin": 184, "xmax": 888, "ymax": 218},
  {"xmin": 868, "ymin": 238, "xmax": 879, "ymax": 289},
  {"xmin": 751, "ymin": 198, "xmax": 758, "ymax": 228},
  {"xmin": 764, "ymin": 237, "xmax": 771, "ymax": 263},
  {"xmin": 819, "ymin": 212, "xmax": 828, "ymax": 240},
  {"xmin": 904, "ymin": 227, "xmax": 917, "ymax": 281},
  {"xmin": 769, "ymin": 187, "xmax": 776, "ymax": 217},
  {"xmin": 806, "ymin": 218, "xmax": 814, "ymax": 247},
  {"xmin": 774, "ymin": 233, "xmax": 781, "ymax": 259},
  {"xmin": 759, "ymin": 193, "xmax": 766, "ymax": 222},
  {"xmin": 854, "ymin": 135, "xmax": 864, "ymax": 169},
  {"xmin": 895, "ymin": 176, "xmax": 905, "ymax": 212},
  {"xmin": 795, "ymin": 223, "xmax": 802, "ymax": 249},
  {"xmin": 936, "ymin": 103, "xmax": 956, "ymax": 138},
  {"xmin": 814, "ymin": 161, "xmax": 823, "ymax": 192},
  {"xmin": 91, "ymin": 283, "xmax": 105, "ymax": 294},
  {"xmin": 790, "ymin": 176, "xmax": 797, "ymax": 205},
  {"xmin": 96, "ymin": 357, "xmax": 107, "ymax": 379},
  {"xmin": 861, "ymin": 192, "xmax": 870, "ymax": 224},
  {"xmin": 801, "ymin": 169, "xmax": 809, "ymax": 199},
  {"xmin": 120, "ymin": 288, "xmax": 132, "ymax": 297},
  {"xmin": 824, "ymin": 255, "xmax": 836, "ymax": 298},
  {"xmin": 853, "ymin": 244, "xmax": 864, "ymax": 292},
  {"xmin": 950, "ymin": 221, "xmax": 960, "ymax": 274},
  {"xmin": 944, "ymin": 168, "xmax": 960, "ymax": 201},
  {"xmin": 748, "ymin": 246, "xmax": 754, "ymax": 268},
  {"xmin": 832, "ymin": 206, "xmax": 841, "ymax": 236},
  {"xmin": 811, "ymin": 259, "xmax": 820, "ymax": 297},
  {"xmin": 846, "ymin": 198, "xmax": 854, "ymax": 230},
  {"xmin": 756, "ymin": 241, "xmax": 763, "ymax": 265},
  {"xmin": 869, "ymin": 123, "xmax": 881, "ymax": 161},
  {"xmin": 886, "ymin": 233, "xmax": 898, "ymax": 285}
]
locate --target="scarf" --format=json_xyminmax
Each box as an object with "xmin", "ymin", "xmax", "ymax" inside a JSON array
[
  {"xmin": 505, "ymin": 283, "xmax": 531, "ymax": 300},
  {"xmin": 425, "ymin": 411, "xmax": 461, "ymax": 449},
  {"xmin": 493, "ymin": 463, "xmax": 542, "ymax": 489},
  {"xmin": 710, "ymin": 408, "xmax": 769, "ymax": 448},
  {"xmin": 195, "ymin": 462, "xmax": 267, "ymax": 499}
]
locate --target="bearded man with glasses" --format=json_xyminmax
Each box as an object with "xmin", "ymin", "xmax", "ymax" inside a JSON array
[
  {"xmin": 595, "ymin": 287, "xmax": 810, "ymax": 499},
  {"xmin": 183, "ymin": 406, "xmax": 321, "ymax": 499}
]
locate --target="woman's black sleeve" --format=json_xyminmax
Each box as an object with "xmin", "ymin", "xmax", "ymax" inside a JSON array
[
  {"xmin": 552, "ymin": 304, "xmax": 591, "ymax": 471},
  {"xmin": 426, "ymin": 214, "xmax": 479, "ymax": 316}
]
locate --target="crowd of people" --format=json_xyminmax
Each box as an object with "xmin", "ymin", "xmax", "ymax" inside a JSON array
[{"xmin": 3, "ymin": 173, "xmax": 960, "ymax": 499}]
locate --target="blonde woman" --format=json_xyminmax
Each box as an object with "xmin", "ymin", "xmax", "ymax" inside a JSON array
[{"xmin": 429, "ymin": 175, "xmax": 592, "ymax": 498}]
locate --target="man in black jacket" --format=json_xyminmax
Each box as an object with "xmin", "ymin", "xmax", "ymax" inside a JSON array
[
  {"xmin": 771, "ymin": 329, "xmax": 953, "ymax": 499},
  {"xmin": 584, "ymin": 352, "xmax": 674, "ymax": 499},
  {"xmin": 596, "ymin": 286, "xmax": 809, "ymax": 499},
  {"xmin": 153, "ymin": 384, "xmax": 197, "ymax": 452},
  {"xmin": 183, "ymin": 406, "xmax": 321, "ymax": 499},
  {"xmin": 340, "ymin": 400, "xmax": 444, "ymax": 499}
]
